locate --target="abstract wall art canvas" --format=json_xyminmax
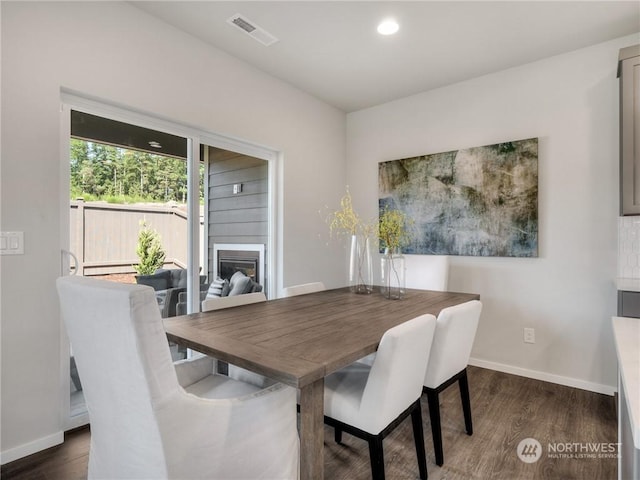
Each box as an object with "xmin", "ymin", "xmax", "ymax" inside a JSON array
[{"xmin": 378, "ymin": 138, "xmax": 538, "ymax": 257}]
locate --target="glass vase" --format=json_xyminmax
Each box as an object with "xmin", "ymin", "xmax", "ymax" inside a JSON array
[
  {"xmin": 348, "ymin": 234, "xmax": 373, "ymax": 294},
  {"xmin": 380, "ymin": 248, "xmax": 405, "ymax": 300}
]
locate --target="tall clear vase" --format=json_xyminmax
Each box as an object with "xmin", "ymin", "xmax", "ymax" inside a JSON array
[
  {"xmin": 380, "ymin": 248, "xmax": 406, "ymax": 300},
  {"xmin": 348, "ymin": 234, "xmax": 373, "ymax": 294}
]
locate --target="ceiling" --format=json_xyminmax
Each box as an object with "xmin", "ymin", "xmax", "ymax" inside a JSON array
[
  {"xmin": 131, "ymin": 1, "xmax": 640, "ymax": 113},
  {"xmin": 71, "ymin": 110, "xmax": 188, "ymax": 158}
]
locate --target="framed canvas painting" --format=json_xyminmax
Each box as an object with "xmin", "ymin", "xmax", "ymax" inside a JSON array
[{"xmin": 378, "ymin": 138, "xmax": 538, "ymax": 257}]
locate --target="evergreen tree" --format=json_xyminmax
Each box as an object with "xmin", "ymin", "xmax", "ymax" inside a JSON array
[
  {"xmin": 69, "ymin": 139, "xmax": 194, "ymax": 204},
  {"xmin": 133, "ymin": 221, "xmax": 166, "ymax": 275}
]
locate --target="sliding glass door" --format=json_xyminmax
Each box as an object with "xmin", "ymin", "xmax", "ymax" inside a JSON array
[
  {"xmin": 60, "ymin": 103, "xmax": 202, "ymax": 429},
  {"xmin": 59, "ymin": 93, "xmax": 279, "ymax": 430}
]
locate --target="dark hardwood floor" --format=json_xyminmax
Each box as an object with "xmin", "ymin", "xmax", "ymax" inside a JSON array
[{"xmin": 1, "ymin": 366, "xmax": 617, "ymax": 479}]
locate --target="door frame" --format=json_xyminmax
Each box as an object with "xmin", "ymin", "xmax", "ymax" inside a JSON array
[{"xmin": 59, "ymin": 90, "xmax": 281, "ymax": 429}]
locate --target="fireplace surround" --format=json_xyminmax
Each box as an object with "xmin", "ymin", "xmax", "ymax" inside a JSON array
[{"xmin": 213, "ymin": 243, "xmax": 265, "ymax": 288}]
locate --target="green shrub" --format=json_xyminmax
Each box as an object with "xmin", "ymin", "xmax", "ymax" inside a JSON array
[{"xmin": 133, "ymin": 221, "xmax": 166, "ymax": 275}]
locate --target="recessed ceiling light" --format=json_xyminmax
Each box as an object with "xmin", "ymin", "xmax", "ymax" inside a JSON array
[
  {"xmin": 148, "ymin": 141, "xmax": 162, "ymax": 148},
  {"xmin": 377, "ymin": 19, "xmax": 399, "ymax": 36}
]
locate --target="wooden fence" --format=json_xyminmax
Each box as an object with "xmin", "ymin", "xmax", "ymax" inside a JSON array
[{"xmin": 70, "ymin": 200, "xmax": 192, "ymax": 277}]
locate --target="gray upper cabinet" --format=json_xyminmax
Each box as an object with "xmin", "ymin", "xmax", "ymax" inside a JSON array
[{"xmin": 619, "ymin": 44, "xmax": 640, "ymax": 215}]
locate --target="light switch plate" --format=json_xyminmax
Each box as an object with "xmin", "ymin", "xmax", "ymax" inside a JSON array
[{"xmin": 0, "ymin": 231, "xmax": 24, "ymax": 255}]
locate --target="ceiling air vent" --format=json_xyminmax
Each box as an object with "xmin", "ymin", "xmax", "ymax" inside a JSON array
[{"xmin": 226, "ymin": 14, "xmax": 279, "ymax": 46}]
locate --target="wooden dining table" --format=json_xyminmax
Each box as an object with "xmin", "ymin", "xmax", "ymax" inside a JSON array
[{"xmin": 164, "ymin": 287, "xmax": 479, "ymax": 480}]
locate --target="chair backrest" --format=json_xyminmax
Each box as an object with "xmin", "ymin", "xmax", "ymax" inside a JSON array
[
  {"xmin": 282, "ymin": 282, "xmax": 326, "ymax": 297},
  {"xmin": 201, "ymin": 291, "xmax": 267, "ymax": 312},
  {"xmin": 201, "ymin": 292, "xmax": 271, "ymax": 386},
  {"xmin": 359, "ymin": 314, "xmax": 437, "ymax": 433},
  {"xmin": 405, "ymin": 255, "xmax": 450, "ymax": 291},
  {"xmin": 424, "ymin": 300, "xmax": 482, "ymax": 388},
  {"xmin": 56, "ymin": 276, "xmax": 179, "ymax": 478}
]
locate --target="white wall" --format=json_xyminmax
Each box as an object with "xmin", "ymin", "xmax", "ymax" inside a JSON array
[
  {"xmin": 347, "ymin": 33, "xmax": 639, "ymax": 395},
  {"xmin": 0, "ymin": 2, "xmax": 346, "ymax": 461},
  {"xmin": 3, "ymin": 0, "xmax": 636, "ymax": 463}
]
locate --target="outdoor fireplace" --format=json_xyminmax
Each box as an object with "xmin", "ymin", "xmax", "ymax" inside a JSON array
[{"xmin": 213, "ymin": 243, "xmax": 265, "ymax": 287}]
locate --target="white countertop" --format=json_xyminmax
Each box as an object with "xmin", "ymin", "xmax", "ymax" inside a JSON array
[
  {"xmin": 617, "ymin": 278, "xmax": 640, "ymax": 292},
  {"xmin": 612, "ymin": 316, "xmax": 640, "ymax": 449}
]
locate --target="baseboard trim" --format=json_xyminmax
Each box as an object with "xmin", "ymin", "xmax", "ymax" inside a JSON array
[
  {"xmin": 0, "ymin": 431, "xmax": 64, "ymax": 465},
  {"xmin": 469, "ymin": 357, "xmax": 616, "ymax": 396}
]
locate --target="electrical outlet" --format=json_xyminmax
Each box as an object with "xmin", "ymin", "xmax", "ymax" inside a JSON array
[{"xmin": 524, "ymin": 327, "xmax": 535, "ymax": 344}]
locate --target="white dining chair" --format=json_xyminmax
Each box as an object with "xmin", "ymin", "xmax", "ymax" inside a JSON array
[
  {"xmin": 56, "ymin": 276, "xmax": 298, "ymax": 479},
  {"xmin": 405, "ymin": 254, "xmax": 450, "ymax": 291},
  {"xmin": 423, "ymin": 299, "xmax": 482, "ymax": 466},
  {"xmin": 201, "ymin": 290, "xmax": 273, "ymax": 388},
  {"xmin": 359, "ymin": 255, "xmax": 449, "ymax": 367},
  {"xmin": 282, "ymin": 281, "xmax": 326, "ymax": 297},
  {"xmin": 201, "ymin": 291, "xmax": 267, "ymax": 311},
  {"xmin": 323, "ymin": 314, "xmax": 437, "ymax": 480}
]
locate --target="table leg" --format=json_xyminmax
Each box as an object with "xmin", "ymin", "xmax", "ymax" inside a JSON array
[{"xmin": 299, "ymin": 378, "xmax": 324, "ymax": 480}]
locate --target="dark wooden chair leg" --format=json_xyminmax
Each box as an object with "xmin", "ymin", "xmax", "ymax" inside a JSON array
[
  {"xmin": 367, "ymin": 435, "xmax": 385, "ymax": 480},
  {"xmin": 426, "ymin": 389, "xmax": 444, "ymax": 466},
  {"xmin": 327, "ymin": 402, "xmax": 426, "ymax": 479},
  {"xmin": 411, "ymin": 402, "xmax": 428, "ymax": 480},
  {"xmin": 458, "ymin": 369, "xmax": 473, "ymax": 435}
]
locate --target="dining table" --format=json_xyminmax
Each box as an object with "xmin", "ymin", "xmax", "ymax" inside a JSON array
[{"xmin": 164, "ymin": 286, "xmax": 480, "ymax": 480}]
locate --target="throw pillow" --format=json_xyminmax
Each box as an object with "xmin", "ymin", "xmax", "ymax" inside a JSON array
[
  {"xmin": 228, "ymin": 274, "xmax": 254, "ymax": 296},
  {"xmin": 229, "ymin": 271, "xmax": 246, "ymax": 287},
  {"xmin": 206, "ymin": 277, "xmax": 230, "ymax": 299},
  {"xmin": 221, "ymin": 279, "xmax": 230, "ymax": 296}
]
